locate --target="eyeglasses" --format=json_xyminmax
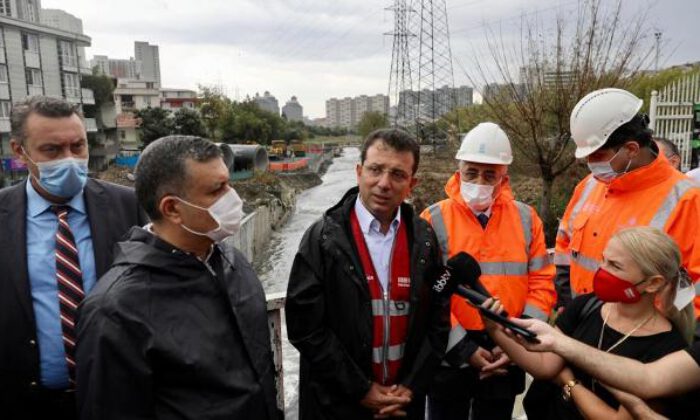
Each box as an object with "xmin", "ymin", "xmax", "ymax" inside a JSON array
[
  {"xmin": 461, "ymin": 169, "xmax": 500, "ymax": 184},
  {"xmin": 363, "ymin": 164, "xmax": 411, "ymax": 183}
]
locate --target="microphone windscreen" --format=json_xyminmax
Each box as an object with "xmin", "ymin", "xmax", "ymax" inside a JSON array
[{"xmin": 445, "ymin": 252, "xmax": 481, "ymax": 286}]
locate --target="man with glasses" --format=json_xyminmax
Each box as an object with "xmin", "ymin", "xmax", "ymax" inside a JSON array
[
  {"xmin": 421, "ymin": 122, "xmax": 555, "ymax": 420},
  {"xmin": 286, "ymin": 128, "xmax": 451, "ymax": 419}
]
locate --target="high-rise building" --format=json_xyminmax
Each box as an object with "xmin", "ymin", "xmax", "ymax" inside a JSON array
[
  {"xmin": 90, "ymin": 55, "xmax": 140, "ymax": 80},
  {"xmin": 396, "ymin": 85, "xmax": 473, "ymax": 122},
  {"xmin": 282, "ymin": 96, "xmax": 303, "ymax": 122},
  {"xmin": 0, "ymin": 2, "xmax": 96, "ymax": 165},
  {"xmin": 90, "ymin": 41, "xmax": 159, "ymax": 84},
  {"xmin": 253, "ymin": 91, "xmax": 279, "ymax": 115},
  {"xmin": 134, "ymin": 41, "xmax": 160, "ymax": 87},
  {"xmin": 325, "ymin": 93, "xmax": 390, "ymax": 129}
]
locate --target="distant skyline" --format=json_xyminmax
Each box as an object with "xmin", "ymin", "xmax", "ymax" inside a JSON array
[{"xmin": 42, "ymin": 0, "xmax": 699, "ymax": 118}]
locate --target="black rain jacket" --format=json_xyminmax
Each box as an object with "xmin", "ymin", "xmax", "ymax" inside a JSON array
[
  {"xmin": 286, "ymin": 187, "xmax": 450, "ymax": 420},
  {"xmin": 76, "ymin": 227, "xmax": 281, "ymax": 420}
]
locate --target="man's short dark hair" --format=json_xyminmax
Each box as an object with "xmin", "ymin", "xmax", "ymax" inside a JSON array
[
  {"xmin": 654, "ymin": 137, "xmax": 680, "ymax": 159},
  {"xmin": 360, "ymin": 128, "xmax": 420, "ymax": 174},
  {"xmin": 11, "ymin": 96, "xmax": 82, "ymax": 145},
  {"xmin": 601, "ymin": 114, "xmax": 653, "ymax": 151},
  {"xmin": 135, "ymin": 135, "xmax": 223, "ymax": 220}
]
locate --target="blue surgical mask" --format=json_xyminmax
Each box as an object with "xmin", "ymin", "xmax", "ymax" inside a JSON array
[
  {"xmin": 587, "ymin": 148, "xmax": 632, "ymax": 183},
  {"xmin": 24, "ymin": 151, "xmax": 89, "ymax": 198}
]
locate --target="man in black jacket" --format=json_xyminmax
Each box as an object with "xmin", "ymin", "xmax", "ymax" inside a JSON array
[
  {"xmin": 0, "ymin": 96, "xmax": 146, "ymax": 420},
  {"xmin": 286, "ymin": 129, "xmax": 451, "ymax": 419},
  {"xmin": 75, "ymin": 136, "xmax": 280, "ymax": 420}
]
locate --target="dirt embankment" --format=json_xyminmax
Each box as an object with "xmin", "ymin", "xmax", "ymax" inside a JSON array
[{"xmin": 96, "ymin": 165, "xmax": 324, "ymax": 216}]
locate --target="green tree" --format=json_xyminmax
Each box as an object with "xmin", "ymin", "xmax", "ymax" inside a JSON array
[
  {"xmin": 136, "ymin": 107, "xmax": 175, "ymax": 147},
  {"xmin": 173, "ymin": 107, "xmax": 207, "ymax": 137},
  {"xmin": 283, "ymin": 120, "xmax": 309, "ymax": 142},
  {"xmin": 197, "ymin": 86, "xmax": 231, "ymax": 141},
  {"xmin": 81, "ymin": 73, "xmax": 115, "ymax": 109},
  {"xmin": 357, "ymin": 111, "xmax": 388, "ymax": 138}
]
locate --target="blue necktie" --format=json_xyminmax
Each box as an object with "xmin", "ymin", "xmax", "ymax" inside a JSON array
[{"xmin": 477, "ymin": 213, "xmax": 489, "ymax": 229}]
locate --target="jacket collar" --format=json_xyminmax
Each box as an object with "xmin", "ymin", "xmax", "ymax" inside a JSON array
[
  {"xmin": 324, "ymin": 186, "xmax": 418, "ymax": 293},
  {"xmin": 605, "ymin": 153, "xmax": 675, "ymax": 194}
]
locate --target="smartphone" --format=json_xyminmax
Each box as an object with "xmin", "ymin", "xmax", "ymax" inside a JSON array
[{"xmin": 478, "ymin": 307, "xmax": 540, "ymax": 343}]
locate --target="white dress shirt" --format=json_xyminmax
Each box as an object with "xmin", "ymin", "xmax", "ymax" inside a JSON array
[{"xmin": 354, "ymin": 197, "xmax": 401, "ymax": 291}]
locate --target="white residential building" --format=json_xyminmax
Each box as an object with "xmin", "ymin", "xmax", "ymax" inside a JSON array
[
  {"xmin": 113, "ymin": 79, "xmax": 160, "ymax": 149},
  {"xmin": 326, "ymin": 93, "xmax": 390, "ymax": 129},
  {"xmin": 0, "ymin": 1, "xmax": 95, "ymax": 161},
  {"xmin": 160, "ymin": 88, "xmax": 197, "ymax": 110}
]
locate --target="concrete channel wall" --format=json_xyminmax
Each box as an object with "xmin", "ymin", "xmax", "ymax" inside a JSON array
[{"xmin": 223, "ymin": 151, "xmax": 332, "ymax": 410}]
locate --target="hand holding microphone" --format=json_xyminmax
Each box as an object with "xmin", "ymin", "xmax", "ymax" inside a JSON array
[{"xmin": 436, "ymin": 252, "xmax": 539, "ymax": 343}]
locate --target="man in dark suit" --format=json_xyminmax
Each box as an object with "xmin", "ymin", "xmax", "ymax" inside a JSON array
[{"xmin": 0, "ymin": 96, "xmax": 146, "ymax": 420}]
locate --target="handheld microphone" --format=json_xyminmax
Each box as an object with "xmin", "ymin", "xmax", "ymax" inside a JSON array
[
  {"xmin": 432, "ymin": 252, "xmax": 481, "ymax": 297},
  {"xmin": 454, "ymin": 285, "xmax": 510, "ymax": 318},
  {"xmin": 434, "ymin": 252, "xmax": 539, "ymax": 342}
]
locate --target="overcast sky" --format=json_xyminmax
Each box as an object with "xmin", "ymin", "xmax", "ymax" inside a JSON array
[{"xmin": 41, "ymin": 0, "xmax": 699, "ymax": 118}]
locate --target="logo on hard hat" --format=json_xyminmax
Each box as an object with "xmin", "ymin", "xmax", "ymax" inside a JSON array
[{"xmin": 478, "ymin": 143, "xmax": 486, "ymax": 154}]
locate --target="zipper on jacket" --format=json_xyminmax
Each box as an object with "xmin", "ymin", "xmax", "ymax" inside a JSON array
[{"xmin": 382, "ymin": 286, "xmax": 390, "ymax": 384}]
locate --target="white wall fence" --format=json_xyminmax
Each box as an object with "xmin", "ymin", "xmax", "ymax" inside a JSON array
[{"xmin": 650, "ymin": 71, "xmax": 700, "ymax": 172}]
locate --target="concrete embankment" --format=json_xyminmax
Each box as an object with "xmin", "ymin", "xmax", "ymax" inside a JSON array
[{"xmin": 226, "ymin": 151, "xmax": 335, "ymax": 264}]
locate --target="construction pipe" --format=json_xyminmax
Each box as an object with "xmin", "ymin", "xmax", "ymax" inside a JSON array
[{"xmin": 216, "ymin": 144, "xmax": 269, "ymax": 172}]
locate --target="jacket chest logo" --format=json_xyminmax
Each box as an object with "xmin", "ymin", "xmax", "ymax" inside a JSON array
[{"xmin": 398, "ymin": 277, "xmax": 411, "ymax": 288}]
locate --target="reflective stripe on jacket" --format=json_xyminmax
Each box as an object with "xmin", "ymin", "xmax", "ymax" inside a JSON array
[
  {"xmin": 420, "ymin": 172, "xmax": 556, "ymax": 332},
  {"xmin": 555, "ymin": 154, "xmax": 700, "ymax": 314}
]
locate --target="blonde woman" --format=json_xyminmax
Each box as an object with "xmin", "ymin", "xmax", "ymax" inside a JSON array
[{"xmin": 481, "ymin": 226, "xmax": 694, "ymax": 419}]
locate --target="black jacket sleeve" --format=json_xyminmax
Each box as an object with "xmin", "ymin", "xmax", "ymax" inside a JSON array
[
  {"xmin": 76, "ymin": 295, "xmax": 154, "ymax": 420},
  {"xmin": 285, "ymin": 223, "xmax": 372, "ymax": 400},
  {"xmin": 555, "ymin": 265, "xmax": 572, "ymax": 309}
]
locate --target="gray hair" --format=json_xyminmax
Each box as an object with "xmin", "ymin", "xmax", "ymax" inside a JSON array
[
  {"xmin": 135, "ymin": 135, "xmax": 223, "ymax": 220},
  {"xmin": 10, "ymin": 96, "xmax": 82, "ymax": 145}
]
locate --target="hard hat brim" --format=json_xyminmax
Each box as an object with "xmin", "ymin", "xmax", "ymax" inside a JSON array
[
  {"xmin": 575, "ymin": 145, "xmax": 601, "ymax": 159},
  {"xmin": 455, "ymin": 151, "xmax": 513, "ymax": 165}
]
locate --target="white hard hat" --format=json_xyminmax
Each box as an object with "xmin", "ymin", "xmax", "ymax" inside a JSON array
[
  {"xmin": 570, "ymin": 88, "xmax": 643, "ymax": 158},
  {"xmin": 455, "ymin": 122, "xmax": 513, "ymax": 165}
]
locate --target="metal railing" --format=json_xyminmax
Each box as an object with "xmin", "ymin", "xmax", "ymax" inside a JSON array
[{"xmin": 266, "ymin": 292, "xmax": 286, "ymax": 411}]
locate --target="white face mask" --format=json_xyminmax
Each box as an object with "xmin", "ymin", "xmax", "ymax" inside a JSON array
[
  {"xmin": 176, "ymin": 188, "xmax": 244, "ymax": 243},
  {"xmin": 674, "ymin": 269, "xmax": 695, "ymax": 311},
  {"xmin": 587, "ymin": 148, "xmax": 632, "ymax": 183},
  {"xmin": 460, "ymin": 181, "xmax": 495, "ymax": 212}
]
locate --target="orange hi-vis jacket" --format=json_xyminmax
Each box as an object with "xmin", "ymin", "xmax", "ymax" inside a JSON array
[
  {"xmin": 421, "ymin": 173, "xmax": 556, "ymax": 336},
  {"xmin": 555, "ymin": 154, "xmax": 700, "ymax": 314}
]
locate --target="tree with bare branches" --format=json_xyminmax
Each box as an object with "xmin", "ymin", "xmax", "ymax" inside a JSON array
[{"xmin": 463, "ymin": 0, "xmax": 656, "ymax": 230}]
